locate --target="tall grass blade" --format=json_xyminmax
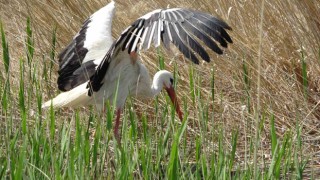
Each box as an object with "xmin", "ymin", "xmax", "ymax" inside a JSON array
[
  {"xmin": 294, "ymin": 126, "xmax": 308, "ymax": 179},
  {"xmin": 127, "ymin": 97, "xmax": 137, "ymax": 142},
  {"xmin": 201, "ymin": 155, "xmax": 208, "ymax": 178},
  {"xmin": 106, "ymin": 101, "xmax": 113, "ymax": 132},
  {"xmin": 195, "ymin": 138, "xmax": 201, "ymax": 179},
  {"xmin": 167, "ymin": 118, "xmax": 188, "ymax": 179},
  {"xmin": 242, "ymin": 60, "xmax": 251, "ymax": 113},
  {"xmin": 157, "ymin": 48, "xmax": 165, "ymax": 70},
  {"xmin": 59, "ymin": 123, "xmax": 70, "ymax": 171},
  {"xmin": 1, "ymin": 22, "xmax": 10, "ymax": 73},
  {"xmin": 300, "ymin": 49, "xmax": 308, "ymax": 98},
  {"xmin": 189, "ymin": 66, "xmax": 195, "ymax": 106},
  {"xmin": 210, "ymin": 67, "xmax": 215, "ymax": 104},
  {"xmin": 49, "ymin": 103, "xmax": 55, "ymax": 140},
  {"xmin": 19, "ymin": 58, "xmax": 27, "ymax": 134},
  {"xmin": 68, "ymin": 141, "xmax": 75, "ymax": 179},
  {"xmin": 16, "ymin": 136, "xmax": 27, "ymax": 179},
  {"xmin": 36, "ymin": 82, "xmax": 43, "ymax": 115},
  {"xmin": 229, "ymin": 130, "xmax": 238, "ymax": 171},
  {"xmin": 142, "ymin": 114, "xmax": 148, "ymax": 143},
  {"xmin": 49, "ymin": 26, "xmax": 57, "ymax": 78},
  {"xmin": 274, "ymin": 133, "xmax": 288, "ymax": 178},
  {"xmin": 1, "ymin": 21, "xmax": 10, "ymax": 113},
  {"xmin": 270, "ymin": 114, "xmax": 277, "ymax": 156},
  {"xmin": 26, "ymin": 17, "xmax": 34, "ymax": 65},
  {"xmin": 267, "ymin": 141, "xmax": 279, "ymax": 179},
  {"xmin": 254, "ymin": 0, "xmax": 265, "ymax": 178},
  {"xmin": 0, "ymin": 157, "xmax": 7, "ymax": 178},
  {"xmin": 92, "ymin": 121, "xmax": 101, "ymax": 173}
]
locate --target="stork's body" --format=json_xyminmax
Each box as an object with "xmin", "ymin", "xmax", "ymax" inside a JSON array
[{"xmin": 42, "ymin": 0, "xmax": 232, "ymax": 141}]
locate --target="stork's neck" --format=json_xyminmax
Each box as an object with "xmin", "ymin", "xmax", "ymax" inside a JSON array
[{"xmin": 151, "ymin": 82, "xmax": 163, "ymax": 97}]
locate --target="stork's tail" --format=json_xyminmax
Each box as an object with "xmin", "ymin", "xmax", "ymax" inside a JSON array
[{"xmin": 42, "ymin": 83, "xmax": 90, "ymax": 109}]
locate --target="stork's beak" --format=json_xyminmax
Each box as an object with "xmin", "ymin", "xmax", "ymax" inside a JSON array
[{"xmin": 165, "ymin": 85, "xmax": 183, "ymax": 121}]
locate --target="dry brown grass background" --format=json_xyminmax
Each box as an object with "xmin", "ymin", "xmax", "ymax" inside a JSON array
[{"xmin": 1, "ymin": 0, "xmax": 320, "ymax": 173}]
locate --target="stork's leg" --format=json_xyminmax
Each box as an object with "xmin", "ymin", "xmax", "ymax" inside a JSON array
[{"xmin": 114, "ymin": 108, "xmax": 122, "ymax": 143}]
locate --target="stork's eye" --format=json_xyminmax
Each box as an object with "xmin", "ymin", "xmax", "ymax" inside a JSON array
[{"xmin": 170, "ymin": 78, "xmax": 174, "ymax": 85}]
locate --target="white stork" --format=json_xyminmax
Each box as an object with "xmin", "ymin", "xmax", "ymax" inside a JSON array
[{"xmin": 42, "ymin": 1, "xmax": 232, "ymax": 140}]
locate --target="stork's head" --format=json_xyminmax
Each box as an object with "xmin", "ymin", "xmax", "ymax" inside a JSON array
[{"xmin": 153, "ymin": 70, "xmax": 183, "ymax": 121}]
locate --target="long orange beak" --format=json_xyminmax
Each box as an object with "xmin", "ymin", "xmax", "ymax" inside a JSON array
[{"xmin": 165, "ymin": 85, "xmax": 183, "ymax": 121}]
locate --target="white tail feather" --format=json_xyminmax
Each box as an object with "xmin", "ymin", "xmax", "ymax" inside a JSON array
[{"xmin": 42, "ymin": 83, "xmax": 90, "ymax": 109}]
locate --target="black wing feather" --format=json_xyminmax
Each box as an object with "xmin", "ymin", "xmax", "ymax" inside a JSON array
[
  {"xmin": 169, "ymin": 23, "xmax": 199, "ymax": 64},
  {"xmin": 161, "ymin": 25, "xmax": 171, "ymax": 50},
  {"xmin": 192, "ymin": 12, "xmax": 233, "ymax": 43},
  {"xmin": 57, "ymin": 19, "xmax": 92, "ymax": 91},
  {"xmin": 87, "ymin": 45, "xmax": 114, "ymax": 96},
  {"xmin": 187, "ymin": 16, "xmax": 228, "ymax": 48},
  {"xmin": 182, "ymin": 20, "xmax": 223, "ymax": 54},
  {"xmin": 174, "ymin": 19, "xmax": 210, "ymax": 62}
]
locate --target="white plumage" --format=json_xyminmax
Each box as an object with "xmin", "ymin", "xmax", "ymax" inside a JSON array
[
  {"xmin": 42, "ymin": 83, "xmax": 89, "ymax": 108},
  {"xmin": 81, "ymin": 1, "xmax": 115, "ymax": 64}
]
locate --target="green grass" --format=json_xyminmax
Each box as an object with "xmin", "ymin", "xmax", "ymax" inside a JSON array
[{"xmin": 0, "ymin": 10, "xmax": 314, "ymax": 180}]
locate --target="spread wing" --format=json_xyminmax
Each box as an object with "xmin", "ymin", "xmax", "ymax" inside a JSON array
[
  {"xmin": 57, "ymin": 1, "xmax": 115, "ymax": 91},
  {"xmin": 87, "ymin": 8, "xmax": 232, "ymax": 95}
]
